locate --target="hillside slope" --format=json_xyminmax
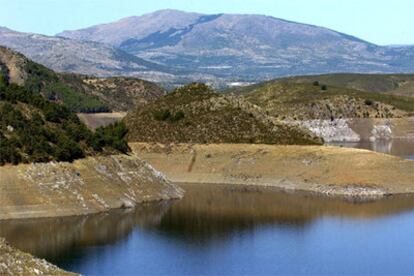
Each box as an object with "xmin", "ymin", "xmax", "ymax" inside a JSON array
[
  {"xmin": 124, "ymin": 83, "xmax": 322, "ymax": 145},
  {"xmin": 236, "ymin": 81, "xmax": 414, "ymax": 120},
  {"xmin": 0, "ymin": 46, "xmax": 165, "ymax": 112},
  {"xmin": 0, "ymin": 65, "xmax": 130, "ymax": 165},
  {"xmin": 80, "ymin": 76, "xmax": 165, "ymax": 111},
  {"xmin": 59, "ymin": 9, "xmax": 414, "ymax": 80},
  {"xmin": 279, "ymin": 73, "xmax": 414, "ymax": 98}
]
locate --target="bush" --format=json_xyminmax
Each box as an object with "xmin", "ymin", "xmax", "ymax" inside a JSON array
[
  {"xmin": 153, "ymin": 109, "xmax": 185, "ymax": 122},
  {"xmin": 153, "ymin": 109, "xmax": 171, "ymax": 121},
  {"xmin": 321, "ymin": 85, "xmax": 327, "ymax": 91},
  {"xmin": 313, "ymin": 81, "xmax": 320, "ymax": 86},
  {"xmin": 91, "ymin": 122, "xmax": 129, "ymax": 153},
  {"xmin": 364, "ymin": 99, "xmax": 374, "ymax": 106},
  {"xmin": 171, "ymin": 110, "xmax": 185, "ymax": 122}
]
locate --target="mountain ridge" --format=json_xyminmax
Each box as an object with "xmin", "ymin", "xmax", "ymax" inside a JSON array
[{"xmin": 57, "ymin": 9, "xmax": 414, "ymax": 82}]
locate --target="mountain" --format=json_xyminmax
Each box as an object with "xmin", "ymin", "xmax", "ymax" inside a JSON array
[
  {"xmin": 0, "ymin": 46, "xmax": 165, "ymax": 112},
  {"xmin": 59, "ymin": 9, "xmax": 414, "ymax": 82},
  {"xmin": 268, "ymin": 73, "xmax": 414, "ymax": 98},
  {"xmin": 0, "ymin": 26, "xmax": 228, "ymax": 87},
  {"xmin": 232, "ymin": 80, "xmax": 414, "ymax": 120},
  {"xmin": 0, "ymin": 26, "xmax": 180, "ymax": 83},
  {"xmin": 124, "ymin": 83, "xmax": 322, "ymax": 145}
]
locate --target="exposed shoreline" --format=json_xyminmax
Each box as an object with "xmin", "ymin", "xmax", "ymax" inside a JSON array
[
  {"xmin": 297, "ymin": 117, "xmax": 414, "ymax": 142},
  {"xmin": 0, "ymin": 238, "xmax": 76, "ymax": 275},
  {"xmin": 0, "ymin": 154, "xmax": 184, "ymax": 221},
  {"xmin": 131, "ymin": 143, "xmax": 414, "ymax": 201}
]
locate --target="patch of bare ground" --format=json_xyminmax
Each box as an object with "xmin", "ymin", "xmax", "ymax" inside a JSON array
[{"xmin": 130, "ymin": 143, "xmax": 414, "ymax": 200}]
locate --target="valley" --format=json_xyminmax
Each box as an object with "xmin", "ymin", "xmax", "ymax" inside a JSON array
[{"xmin": 0, "ymin": 6, "xmax": 414, "ymax": 276}]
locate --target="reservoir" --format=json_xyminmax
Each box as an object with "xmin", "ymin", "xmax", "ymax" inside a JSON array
[{"xmin": 2, "ymin": 183, "xmax": 414, "ymax": 275}]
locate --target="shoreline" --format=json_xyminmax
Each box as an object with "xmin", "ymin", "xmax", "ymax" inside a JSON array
[
  {"xmin": 130, "ymin": 143, "xmax": 414, "ymax": 201},
  {"xmin": 0, "ymin": 154, "xmax": 184, "ymax": 221},
  {"xmin": 0, "ymin": 238, "xmax": 76, "ymax": 275}
]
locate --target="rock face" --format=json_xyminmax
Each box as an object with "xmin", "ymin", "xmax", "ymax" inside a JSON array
[
  {"xmin": 0, "ymin": 154, "xmax": 184, "ymax": 220},
  {"xmin": 58, "ymin": 9, "xmax": 414, "ymax": 81},
  {"xmin": 130, "ymin": 143, "xmax": 414, "ymax": 200},
  {"xmin": 0, "ymin": 238, "xmax": 76, "ymax": 275}
]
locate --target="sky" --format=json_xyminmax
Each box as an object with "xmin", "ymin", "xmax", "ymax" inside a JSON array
[{"xmin": 1, "ymin": 0, "xmax": 413, "ymax": 46}]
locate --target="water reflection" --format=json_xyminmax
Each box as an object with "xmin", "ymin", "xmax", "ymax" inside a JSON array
[
  {"xmin": 0, "ymin": 201, "xmax": 173, "ymax": 260},
  {"xmin": 2, "ymin": 184, "xmax": 414, "ymax": 263},
  {"xmin": 329, "ymin": 139, "xmax": 414, "ymax": 158}
]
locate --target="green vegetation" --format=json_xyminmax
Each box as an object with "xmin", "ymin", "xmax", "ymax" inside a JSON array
[
  {"xmin": 153, "ymin": 109, "xmax": 185, "ymax": 122},
  {"xmin": 24, "ymin": 60, "xmax": 110, "ymax": 113},
  {"xmin": 124, "ymin": 83, "xmax": 322, "ymax": 145},
  {"xmin": 0, "ymin": 82, "xmax": 129, "ymax": 165}
]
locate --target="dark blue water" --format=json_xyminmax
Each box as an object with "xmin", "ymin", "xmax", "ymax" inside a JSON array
[{"xmin": 2, "ymin": 184, "xmax": 414, "ymax": 275}]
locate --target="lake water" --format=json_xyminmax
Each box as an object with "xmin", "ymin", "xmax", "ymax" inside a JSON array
[
  {"xmin": 329, "ymin": 139, "xmax": 414, "ymax": 160},
  {"xmin": 2, "ymin": 183, "xmax": 414, "ymax": 275}
]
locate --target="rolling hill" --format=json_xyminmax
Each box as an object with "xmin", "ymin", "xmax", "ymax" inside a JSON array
[
  {"xmin": 0, "ymin": 63, "xmax": 129, "ymax": 165},
  {"xmin": 234, "ymin": 81, "xmax": 414, "ymax": 120},
  {"xmin": 271, "ymin": 73, "xmax": 414, "ymax": 98},
  {"xmin": 0, "ymin": 46, "xmax": 165, "ymax": 112},
  {"xmin": 124, "ymin": 83, "xmax": 322, "ymax": 145}
]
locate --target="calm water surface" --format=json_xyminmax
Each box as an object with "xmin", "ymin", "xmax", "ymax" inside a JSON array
[
  {"xmin": 2, "ymin": 184, "xmax": 414, "ymax": 275},
  {"xmin": 329, "ymin": 139, "xmax": 414, "ymax": 159}
]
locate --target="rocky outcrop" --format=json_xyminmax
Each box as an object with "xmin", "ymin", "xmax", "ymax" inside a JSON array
[
  {"xmin": 0, "ymin": 238, "xmax": 76, "ymax": 275},
  {"xmin": 130, "ymin": 143, "xmax": 414, "ymax": 201},
  {"xmin": 0, "ymin": 154, "xmax": 184, "ymax": 220},
  {"xmin": 370, "ymin": 122, "xmax": 393, "ymax": 141},
  {"xmin": 296, "ymin": 119, "xmax": 360, "ymax": 142},
  {"xmin": 297, "ymin": 117, "xmax": 414, "ymax": 142}
]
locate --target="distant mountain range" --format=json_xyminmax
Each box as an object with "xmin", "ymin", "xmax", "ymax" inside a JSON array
[{"xmin": 1, "ymin": 10, "xmax": 414, "ymax": 87}]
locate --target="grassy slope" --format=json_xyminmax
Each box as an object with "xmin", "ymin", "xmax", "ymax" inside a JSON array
[
  {"xmin": 235, "ymin": 81, "xmax": 414, "ymax": 120},
  {"xmin": 277, "ymin": 73, "xmax": 414, "ymax": 98},
  {"xmin": 124, "ymin": 83, "xmax": 322, "ymax": 145}
]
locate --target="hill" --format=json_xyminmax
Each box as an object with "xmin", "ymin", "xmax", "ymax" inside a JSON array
[
  {"xmin": 124, "ymin": 83, "xmax": 322, "ymax": 145},
  {"xmin": 0, "ymin": 65, "xmax": 129, "ymax": 165},
  {"xmin": 79, "ymin": 76, "xmax": 165, "ymax": 111},
  {"xmin": 278, "ymin": 73, "xmax": 414, "ymax": 98},
  {"xmin": 59, "ymin": 9, "xmax": 414, "ymax": 82},
  {"xmin": 235, "ymin": 81, "xmax": 414, "ymax": 120},
  {"xmin": 0, "ymin": 46, "xmax": 165, "ymax": 112}
]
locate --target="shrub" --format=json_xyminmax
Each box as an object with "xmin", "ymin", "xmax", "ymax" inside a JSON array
[
  {"xmin": 153, "ymin": 109, "xmax": 171, "ymax": 121},
  {"xmin": 313, "ymin": 81, "xmax": 320, "ymax": 86},
  {"xmin": 171, "ymin": 110, "xmax": 185, "ymax": 122},
  {"xmin": 321, "ymin": 85, "xmax": 327, "ymax": 91},
  {"xmin": 364, "ymin": 99, "xmax": 374, "ymax": 106},
  {"xmin": 91, "ymin": 122, "xmax": 129, "ymax": 153}
]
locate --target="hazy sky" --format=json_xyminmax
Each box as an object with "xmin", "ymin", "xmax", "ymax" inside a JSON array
[{"xmin": 1, "ymin": 0, "xmax": 413, "ymax": 45}]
